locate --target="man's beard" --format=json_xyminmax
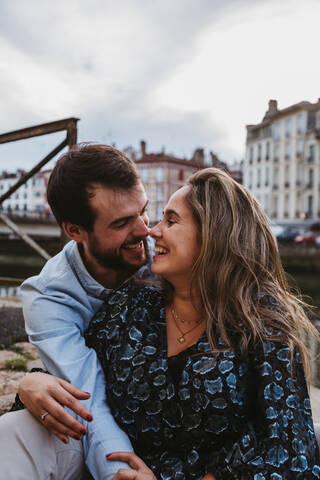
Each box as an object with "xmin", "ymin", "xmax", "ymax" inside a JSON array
[{"xmin": 88, "ymin": 237, "xmax": 149, "ymax": 274}]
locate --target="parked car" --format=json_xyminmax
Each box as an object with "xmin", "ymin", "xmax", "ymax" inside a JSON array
[
  {"xmin": 277, "ymin": 227, "xmax": 303, "ymax": 244},
  {"xmin": 294, "ymin": 230, "xmax": 320, "ymax": 244}
]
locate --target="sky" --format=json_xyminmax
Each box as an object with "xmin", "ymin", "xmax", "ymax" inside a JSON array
[{"xmin": 1, "ymin": 0, "xmax": 320, "ymax": 171}]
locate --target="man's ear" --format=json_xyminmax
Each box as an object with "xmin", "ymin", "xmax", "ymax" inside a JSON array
[{"xmin": 62, "ymin": 222, "xmax": 87, "ymax": 243}]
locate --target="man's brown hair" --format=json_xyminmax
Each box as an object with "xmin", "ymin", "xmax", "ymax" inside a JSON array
[{"xmin": 47, "ymin": 144, "xmax": 140, "ymax": 231}]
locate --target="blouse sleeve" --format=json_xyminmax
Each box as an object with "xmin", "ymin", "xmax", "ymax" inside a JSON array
[{"xmin": 211, "ymin": 339, "xmax": 320, "ymax": 480}]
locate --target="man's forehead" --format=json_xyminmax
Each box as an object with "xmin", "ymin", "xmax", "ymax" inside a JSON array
[{"xmin": 89, "ymin": 183, "xmax": 147, "ymax": 220}]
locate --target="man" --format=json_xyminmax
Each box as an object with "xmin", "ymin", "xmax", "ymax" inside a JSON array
[{"xmin": 0, "ymin": 144, "xmax": 151, "ymax": 479}]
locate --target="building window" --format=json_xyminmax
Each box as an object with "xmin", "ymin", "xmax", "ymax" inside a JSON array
[
  {"xmin": 249, "ymin": 147, "xmax": 253, "ymax": 164},
  {"xmin": 273, "ymin": 168, "xmax": 279, "ymax": 188},
  {"xmin": 308, "ymin": 169, "xmax": 314, "ymax": 188},
  {"xmin": 266, "ymin": 142, "xmax": 270, "ymax": 160},
  {"xmin": 297, "ymin": 139, "xmax": 304, "ymax": 156},
  {"xmin": 179, "ymin": 169, "xmax": 184, "ymax": 181},
  {"xmin": 265, "ymin": 166, "xmax": 269, "ymax": 186},
  {"xmin": 272, "ymin": 196, "xmax": 278, "ymax": 218},
  {"xmin": 272, "ymin": 122, "xmax": 281, "ymax": 141},
  {"xmin": 140, "ymin": 169, "xmax": 148, "ymax": 183},
  {"xmin": 257, "ymin": 169, "xmax": 261, "ymax": 187},
  {"xmin": 308, "ymin": 195, "xmax": 313, "ymax": 217},
  {"xmin": 285, "ymin": 142, "xmax": 291, "ymax": 159},
  {"xmin": 156, "ymin": 168, "xmax": 164, "ymax": 182},
  {"xmin": 264, "ymin": 194, "xmax": 269, "ymax": 214},
  {"xmin": 285, "ymin": 118, "xmax": 292, "ymax": 137},
  {"xmin": 23, "ymin": 204, "xmax": 27, "ymax": 211},
  {"xmin": 297, "ymin": 163, "xmax": 303, "ymax": 185},
  {"xmin": 297, "ymin": 113, "xmax": 305, "ymax": 134},
  {"xmin": 257, "ymin": 144, "xmax": 261, "ymax": 162},
  {"xmin": 274, "ymin": 145, "xmax": 280, "ymax": 162},
  {"xmin": 156, "ymin": 185, "xmax": 164, "ymax": 201},
  {"xmin": 248, "ymin": 170, "xmax": 253, "ymax": 189},
  {"xmin": 308, "ymin": 145, "xmax": 315, "ymax": 163},
  {"xmin": 156, "ymin": 204, "xmax": 163, "ymax": 220},
  {"xmin": 285, "ymin": 165, "xmax": 290, "ymax": 185}
]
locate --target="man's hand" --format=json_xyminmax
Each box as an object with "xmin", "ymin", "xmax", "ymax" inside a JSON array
[
  {"xmin": 19, "ymin": 372, "xmax": 93, "ymax": 444},
  {"xmin": 108, "ymin": 452, "xmax": 157, "ymax": 479}
]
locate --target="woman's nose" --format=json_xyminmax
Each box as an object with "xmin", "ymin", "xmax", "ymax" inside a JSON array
[{"xmin": 149, "ymin": 222, "xmax": 161, "ymax": 238}]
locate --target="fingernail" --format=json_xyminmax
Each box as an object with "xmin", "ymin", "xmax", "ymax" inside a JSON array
[
  {"xmin": 106, "ymin": 454, "xmax": 112, "ymax": 458},
  {"xmin": 75, "ymin": 434, "xmax": 82, "ymax": 441},
  {"xmin": 87, "ymin": 415, "xmax": 93, "ymax": 422},
  {"xmin": 63, "ymin": 438, "xmax": 69, "ymax": 444},
  {"xmin": 80, "ymin": 428, "xmax": 87, "ymax": 435},
  {"xmin": 85, "ymin": 392, "xmax": 91, "ymax": 395}
]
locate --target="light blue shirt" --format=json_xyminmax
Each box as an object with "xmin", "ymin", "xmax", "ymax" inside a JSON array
[{"xmin": 21, "ymin": 241, "xmax": 134, "ymax": 480}]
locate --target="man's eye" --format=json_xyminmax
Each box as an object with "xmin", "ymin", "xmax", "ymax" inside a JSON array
[
  {"xmin": 167, "ymin": 219, "xmax": 175, "ymax": 226},
  {"xmin": 114, "ymin": 220, "xmax": 129, "ymax": 229}
]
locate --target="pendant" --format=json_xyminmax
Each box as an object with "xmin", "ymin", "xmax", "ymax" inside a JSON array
[{"xmin": 178, "ymin": 336, "xmax": 186, "ymax": 343}]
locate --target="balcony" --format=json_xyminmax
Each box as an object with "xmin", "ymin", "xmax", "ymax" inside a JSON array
[
  {"xmin": 257, "ymin": 156, "xmax": 261, "ymax": 163},
  {"xmin": 265, "ymin": 155, "xmax": 269, "ymax": 161},
  {"xmin": 265, "ymin": 181, "xmax": 269, "ymax": 187},
  {"xmin": 272, "ymin": 184, "xmax": 279, "ymax": 190},
  {"xmin": 296, "ymin": 180, "xmax": 301, "ymax": 186},
  {"xmin": 308, "ymin": 156, "xmax": 315, "ymax": 163},
  {"xmin": 285, "ymin": 154, "xmax": 290, "ymax": 160},
  {"xmin": 284, "ymin": 182, "xmax": 290, "ymax": 188},
  {"xmin": 297, "ymin": 152, "xmax": 303, "ymax": 158},
  {"xmin": 284, "ymin": 211, "xmax": 289, "ymax": 218},
  {"xmin": 249, "ymin": 159, "xmax": 253, "ymax": 165},
  {"xmin": 256, "ymin": 182, "xmax": 261, "ymax": 188},
  {"xmin": 274, "ymin": 157, "xmax": 279, "ymax": 163},
  {"xmin": 306, "ymin": 182, "xmax": 314, "ymax": 189}
]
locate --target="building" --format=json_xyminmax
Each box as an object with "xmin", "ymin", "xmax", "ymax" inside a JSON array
[
  {"xmin": 0, "ymin": 169, "xmax": 51, "ymax": 216},
  {"xmin": 244, "ymin": 99, "xmax": 320, "ymax": 224},
  {"xmin": 135, "ymin": 141, "xmax": 202, "ymax": 224}
]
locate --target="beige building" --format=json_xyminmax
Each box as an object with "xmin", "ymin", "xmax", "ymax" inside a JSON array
[
  {"xmin": 244, "ymin": 99, "xmax": 320, "ymax": 224},
  {"xmin": 135, "ymin": 141, "xmax": 201, "ymax": 224}
]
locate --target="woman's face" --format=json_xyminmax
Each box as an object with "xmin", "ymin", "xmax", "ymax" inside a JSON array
[{"xmin": 150, "ymin": 186, "xmax": 200, "ymax": 283}]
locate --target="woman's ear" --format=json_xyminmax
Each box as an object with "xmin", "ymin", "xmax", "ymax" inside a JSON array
[{"xmin": 62, "ymin": 222, "xmax": 86, "ymax": 243}]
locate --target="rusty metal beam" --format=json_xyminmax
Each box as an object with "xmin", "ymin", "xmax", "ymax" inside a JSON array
[
  {"xmin": 0, "ymin": 138, "xmax": 68, "ymax": 205},
  {"xmin": 0, "ymin": 212, "xmax": 51, "ymax": 260},
  {"xmin": 0, "ymin": 118, "xmax": 79, "ymax": 145}
]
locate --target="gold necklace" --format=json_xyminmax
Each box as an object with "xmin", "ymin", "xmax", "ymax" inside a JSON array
[
  {"xmin": 171, "ymin": 306, "xmax": 203, "ymax": 344},
  {"xmin": 171, "ymin": 305, "xmax": 201, "ymax": 325}
]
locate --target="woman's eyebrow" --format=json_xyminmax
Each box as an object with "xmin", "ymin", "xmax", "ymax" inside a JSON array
[{"xmin": 164, "ymin": 208, "xmax": 182, "ymax": 219}]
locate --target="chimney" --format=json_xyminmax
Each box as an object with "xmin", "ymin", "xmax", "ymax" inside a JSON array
[
  {"xmin": 268, "ymin": 99, "xmax": 278, "ymax": 115},
  {"xmin": 263, "ymin": 99, "xmax": 278, "ymax": 121},
  {"xmin": 140, "ymin": 140, "xmax": 146, "ymax": 156}
]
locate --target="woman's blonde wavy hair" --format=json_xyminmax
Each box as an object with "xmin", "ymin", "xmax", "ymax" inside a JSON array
[{"xmin": 182, "ymin": 167, "xmax": 318, "ymax": 381}]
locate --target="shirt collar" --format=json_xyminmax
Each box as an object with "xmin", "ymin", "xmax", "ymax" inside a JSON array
[{"xmin": 68, "ymin": 241, "xmax": 112, "ymax": 299}]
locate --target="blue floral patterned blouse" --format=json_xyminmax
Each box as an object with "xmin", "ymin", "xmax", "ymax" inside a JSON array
[{"xmin": 85, "ymin": 282, "xmax": 320, "ymax": 480}]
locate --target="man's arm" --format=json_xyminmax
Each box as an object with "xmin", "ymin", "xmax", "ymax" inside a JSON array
[{"xmin": 21, "ymin": 280, "xmax": 133, "ymax": 480}]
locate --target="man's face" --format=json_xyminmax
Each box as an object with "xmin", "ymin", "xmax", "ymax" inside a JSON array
[{"xmin": 82, "ymin": 182, "xmax": 149, "ymax": 276}]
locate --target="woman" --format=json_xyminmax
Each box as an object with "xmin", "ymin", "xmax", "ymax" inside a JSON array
[{"xmin": 84, "ymin": 167, "xmax": 320, "ymax": 479}]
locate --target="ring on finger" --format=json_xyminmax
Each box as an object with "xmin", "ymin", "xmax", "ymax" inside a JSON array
[{"xmin": 41, "ymin": 411, "xmax": 49, "ymax": 421}]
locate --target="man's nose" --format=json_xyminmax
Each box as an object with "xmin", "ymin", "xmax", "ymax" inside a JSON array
[{"xmin": 134, "ymin": 216, "xmax": 149, "ymax": 237}]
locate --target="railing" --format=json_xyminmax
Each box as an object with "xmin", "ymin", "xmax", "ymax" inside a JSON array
[{"xmin": 0, "ymin": 118, "xmax": 79, "ymax": 282}]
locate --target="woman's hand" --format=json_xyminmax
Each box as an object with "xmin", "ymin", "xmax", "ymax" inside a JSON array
[
  {"xmin": 108, "ymin": 452, "xmax": 157, "ymax": 479},
  {"xmin": 19, "ymin": 372, "xmax": 93, "ymax": 444}
]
